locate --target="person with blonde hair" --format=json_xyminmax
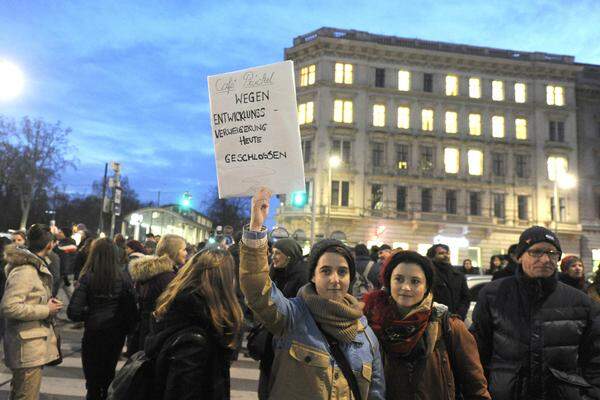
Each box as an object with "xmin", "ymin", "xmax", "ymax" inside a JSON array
[
  {"xmin": 143, "ymin": 248, "xmax": 244, "ymax": 399},
  {"xmin": 127, "ymin": 234, "xmax": 185, "ymax": 354},
  {"xmin": 156, "ymin": 234, "xmax": 187, "ymax": 269}
]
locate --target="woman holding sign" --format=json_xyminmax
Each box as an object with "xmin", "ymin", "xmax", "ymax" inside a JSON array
[{"xmin": 240, "ymin": 188, "xmax": 385, "ymax": 400}]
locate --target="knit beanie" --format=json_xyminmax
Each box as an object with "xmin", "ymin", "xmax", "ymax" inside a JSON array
[
  {"xmin": 560, "ymin": 255, "xmax": 581, "ymax": 273},
  {"xmin": 381, "ymin": 250, "xmax": 435, "ymax": 296},
  {"xmin": 309, "ymin": 239, "xmax": 355, "ymax": 282},
  {"xmin": 273, "ymin": 238, "xmax": 303, "ymax": 267},
  {"xmin": 515, "ymin": 226, "xmax": 562, "ymax": 259}
]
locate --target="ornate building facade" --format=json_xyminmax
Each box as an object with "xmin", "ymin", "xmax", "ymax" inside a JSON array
[{"xmin": 277, "ymin": 27, "xmax": 590, "ymax": 268}]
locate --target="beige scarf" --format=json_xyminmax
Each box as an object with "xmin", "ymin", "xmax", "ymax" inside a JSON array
[{"xmin": 298, "ymin": 284, "xmax": 363, "ymax": 343}]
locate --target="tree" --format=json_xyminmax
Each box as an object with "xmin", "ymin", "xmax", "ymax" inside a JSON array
[
  {"xmin": 0, "ymin": 116, "xmax": 76, "ymax": 229},
  {"xmin": 202, "ymin": 186, "xmax": 250, "ymax": 233}
]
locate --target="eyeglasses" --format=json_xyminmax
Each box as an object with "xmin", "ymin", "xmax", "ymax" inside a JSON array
[{"xmin": 526, "ymin": 249, "xmax": 561, "ymax": 261}]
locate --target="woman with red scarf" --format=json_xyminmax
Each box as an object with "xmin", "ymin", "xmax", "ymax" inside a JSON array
[{"xmin": 363, "ymin": 250, "xmax": 490, "ymax": 400}]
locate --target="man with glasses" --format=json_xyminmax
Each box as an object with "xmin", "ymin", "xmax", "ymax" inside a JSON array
[{"xmin": 471, "ymin": 226, "xmax": 600, "ymax": 399}]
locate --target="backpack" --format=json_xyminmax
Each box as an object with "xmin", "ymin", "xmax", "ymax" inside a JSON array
[
  {"xmin": 352, "ymin": 261, "xmax": 375, "ymax": 300},
  {"xmin": 106, "ymin": 351, "xmax": 155, "ymax": 400}
]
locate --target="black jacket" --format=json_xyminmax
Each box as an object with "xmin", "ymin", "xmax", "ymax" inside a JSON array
[
  {"xmin": 145, "ymin": 288, "xmax": 235, "ymax": 400},
  {"xmin": 431, "ymin": 261, "xmax": 470, "ymax": 320},
  {"xmin": 471, "ymin": 266, "xmax": 600, "ymax": 400},
  {"xmin": 67, "ymin": 270, "xmax": 137, "ymax": 332},
  {"xmin": 269, "ymin": 259, "xmax": 309, "ymax": 299}
]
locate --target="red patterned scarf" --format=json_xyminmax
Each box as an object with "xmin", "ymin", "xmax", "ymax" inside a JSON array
[{"xmin": 364, "ymin": 290, "xmax": 433, "ymax": 356}]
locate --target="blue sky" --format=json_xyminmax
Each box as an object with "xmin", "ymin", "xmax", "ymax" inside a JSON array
[{"xmin": 1, "ymin": 0, "xmax": 599, "ymax": 209}]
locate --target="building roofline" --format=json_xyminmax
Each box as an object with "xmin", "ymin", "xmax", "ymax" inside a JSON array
[{"xmin": 290, "ymin": 27, "xmax": 577, "ymax": 65}]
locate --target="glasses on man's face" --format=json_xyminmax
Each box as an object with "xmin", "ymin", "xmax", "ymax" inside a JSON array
[{"xmin": 526, "ymin": 249, "xmax": 561, "ymax": 261}]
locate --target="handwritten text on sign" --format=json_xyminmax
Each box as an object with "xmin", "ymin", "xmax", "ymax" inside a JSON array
[{"xmin": 208, "ymin": 61, "xmax": 305, "ymax": 198}]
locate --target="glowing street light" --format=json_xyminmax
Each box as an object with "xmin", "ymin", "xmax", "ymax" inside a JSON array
[{"xmin": 0, "ymin": 59, "xmax": 25, "ymax": 101}]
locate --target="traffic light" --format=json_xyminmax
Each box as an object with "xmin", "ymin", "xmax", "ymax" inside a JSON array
[
  {"xmin": 290, "ymin": 191, "xmax": 307, "ymax": 207},
  {"xmin": 181, "ymin": 191, "xmax": 192, "ymax": 208}
]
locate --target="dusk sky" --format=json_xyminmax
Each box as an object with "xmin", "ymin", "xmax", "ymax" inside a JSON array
[{"xmin": 1, "ymin": 0, "xmax": 599, "ymax": 210}]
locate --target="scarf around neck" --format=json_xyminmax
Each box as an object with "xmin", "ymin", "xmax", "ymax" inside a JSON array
[
  {"xmin": 298, "ymin": 283, "xmax": 363, "ymax": 343},
  {"xmin": 364, "ymin": 291, "xmax": 433, "ymax": 357}
]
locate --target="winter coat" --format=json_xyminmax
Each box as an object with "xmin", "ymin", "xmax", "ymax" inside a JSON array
[
  {"xmin": 46, "ymin": 250, "xmax": 61, "ymax": 297},
  {"xmin": 270, "ymin": 258, "xmax": 309, "ymax": 299},
  {"xmin": 128, "ymin": 255, "xmax": 176, "ymax": 349},
  {"xmin": 240, "ymin": 240, "xmax": 385, "ymax": 400},
  {"xmin": 67, "ymin": 270, "xmax": 137, "ymax": 332},
  {"xmin": 460, "ymin": 266, "xmax": 481, "ymax": 275},
  {"xmin": 0, "ymin": 245, "xmax": 60, "ymax": 369},
  {"xmin": 431, "ymin": 261, "xmax": 470, "ymax": 320},
  {"xmin": 54, "ymin": 238, "xmax": 77, "ymax": 277},
  {"xmin": 588, "ymin": 284, "xmax": 600, "ymax": 303},
  {"xmin": 470, "ymin": 266, "xmax": 600, "ymax": 400},
  {"xmin": 558, "ymin": 272, "xmax": 586, "ymax": 291},
  {"xmin": 367, "ymin": 302, "xmax": 490, "ymax": 400},
  {"xmin": 144, "ymin": 288, "xmax": 235, "ymax": 400}
]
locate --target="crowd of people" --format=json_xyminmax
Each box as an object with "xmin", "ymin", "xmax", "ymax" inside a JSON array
[{"xmin": 1, "ymin": 190, "xmax": 600, "ymax": 399}]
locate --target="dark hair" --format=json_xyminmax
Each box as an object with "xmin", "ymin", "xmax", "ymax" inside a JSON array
[
  {"xmin": 354, "ymin": 244, "xmax": 369, "ymax": 257},
  {"xmin": 60, "ymin": 226, "xmax": 72, "ymax": 238},
  {"xmin": 0, "ymin": 236, "xmax": 12, "ymax": 267},
  {"xmin": 382, "ymin": 250, "xmax": 435, "ymax": 295},
  {"xmin": 426, "ymin": 244, "xmax": 449, "ymax": 259},
  {"xmin": 507, "ymin": 244, "xmax": 518, "ymax": 256},
  {"xmin": 80, "ymin": 238, "xmax": 121, "ymax": 294},
  {"xmin": 379, "ymin": 244, "xmax": 392, "ymax": 251},
  {"xmin": 113, "ymin": 233, "xmax": 126, "ymax": 248},
  {"xmin": 309, "ymin": 239, "xmax": 355, "ymax": 283},
  {"xmin": 27, "ymin": 224, "xmax": 54, "ymax": 253},
  {"xmin": 146, "ymin": 233, "xmax": 155, "ymax": 238},
  {"xmin": 462, "ymin": 259, "xmax": 472, "ymax": 266},
  {"xmin": 126, "ymin": 240, "xmax": 146, "ymax": 254}
]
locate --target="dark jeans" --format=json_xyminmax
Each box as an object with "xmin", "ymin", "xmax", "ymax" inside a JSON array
[{"xmin": 82, "ymin": 327, "xmax": 126, "ymax": 400}]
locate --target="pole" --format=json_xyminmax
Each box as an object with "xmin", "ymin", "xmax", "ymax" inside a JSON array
[
  {"xmin": 98, "ymin": 163, "xmax": 108, "ymax": 236},
  {"xmin": 157, "ymin": 191, "xmax": 161, "ymax": 207},
  {"xmin": 310, "ymin": 178, "xmax": 316, "ymax": 245},
  {"xmin": 109, "ymin": 164, "xmax": 121, "ymax": 240}
]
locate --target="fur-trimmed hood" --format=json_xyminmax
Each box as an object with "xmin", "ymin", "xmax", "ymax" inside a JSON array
[
  {"xmin": 3, "ymin": 245, "xmax": 47, "ymax": 277},
  {"xmin": 128, "ymin": 254, "xmax": 174, "ymax": 283}
]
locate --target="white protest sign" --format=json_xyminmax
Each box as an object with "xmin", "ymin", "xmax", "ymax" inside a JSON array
[{"xmin": 208, "ymin": 60, "xmax": 305, "ymax": 198}]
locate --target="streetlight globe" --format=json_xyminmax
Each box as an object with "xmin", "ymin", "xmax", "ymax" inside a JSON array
[
  {"xmin": 329, "ymin": 155, "xmax": 341, "ymax": 168},
  {"xmin": 0, "ymin": 60, "xmax": 25, "ymax": 101},
  {"xmin": 558, "ymin": 173, "xmax": 577, "ymax": 190}
]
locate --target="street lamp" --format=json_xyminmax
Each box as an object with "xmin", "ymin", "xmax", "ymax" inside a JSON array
[
  {"xmin": 327, "ymin": 155, "xmax": 342, "ymax": 238},
  {"xmin": 0, "ymin": 59, "xmax": 25, "ymax": 101},
  {"xmin": 549, "ymin": 159, "xmax": 577, "ymax": 233}
]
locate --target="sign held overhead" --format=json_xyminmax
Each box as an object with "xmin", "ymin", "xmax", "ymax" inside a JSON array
[{"xmin": 208, "ymin": 60, "xmax": 305, "ymax": 198}]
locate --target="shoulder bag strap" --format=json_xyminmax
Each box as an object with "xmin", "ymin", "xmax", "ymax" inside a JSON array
[
  {"xmin": 363, "ymin": 261, "xmax": 375, "ymax": 280},
  {"xmin": 316, "ymin": 323, "xmax": 362, "ymax": 400}
]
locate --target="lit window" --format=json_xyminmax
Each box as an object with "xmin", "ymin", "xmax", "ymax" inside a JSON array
[
  {"xmin": 514, "ymin": 82, "xmax": 526, "ymax": 103},
  {"xmin": 334, "ymin": 63, "xmax": 353, "ymax": 84},
  {"xmin": 298, "ymin": 102, "xmax": 314, "ymax": 125},
  {"xmin": 444, "ymin": 147, "xmax": 459, "ymax": 174},
  {"xmin": 398, "ymin": 70, "xmax": 410, "ymax": 91},
  {"xmin": 446, "ymin": 75, "xmax": 458, "ymax": 96},
  {"xmin": 547, "ymin": 156, "xmax": 569, "ymax": 181},
  {"xmin": 492, "ymin": 80, "xmax": 504, "ymax": 101},
  {"xmin": 445, "ymin": 111, "xmax": 458, "ymax": 134},
  {"xmin": 546, "ymin": 85, "xmax": 565, "ymax": 106},
  {"xmin": 300, "ymin": 65, "xmax": 316, "ymax": 87},
  {"xmin": 397, "ymin": 106, "xmax": 410, "ymax": 129},
  {"xmin": 492, "ymin": 116, "xmax": 505, "ymax": 138},
  {"xmin": 469, "ymin": 78, "xmax": 481, "ymax": 98},
  {"xmin": 515, "ymin": 118, "xmax": 527, "ymax": 140},
  {"xmin": 333, "ymin": 100, "xmax": 353, "ymax": 123},
  {"xmin": 373, "ymin": 104, "xmax": 386, "ymax": 127},
  {"xmin": 468, "ymin": 149, "xmax": 483, "ymax": 176},
  {"xmin": 469, "ymin": 113, "xmax": 481, "ymax": 136},
  {"xmin": 422, "ymin": 109, "xmax": 434, "ymax": 131}
]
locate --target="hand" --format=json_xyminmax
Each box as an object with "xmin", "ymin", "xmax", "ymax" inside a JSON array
[
  {"xmin": 47, "ymin": 298, "xmax": 63, "ymax": 316},
  {"xmin": 250, "ymin": 187, "xmax": 272, "ymax": 232}
]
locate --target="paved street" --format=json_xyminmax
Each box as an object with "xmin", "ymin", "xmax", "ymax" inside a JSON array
[{"xmin": 0, "ymin": 321, "xmax": 260, "ymax": 400}]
